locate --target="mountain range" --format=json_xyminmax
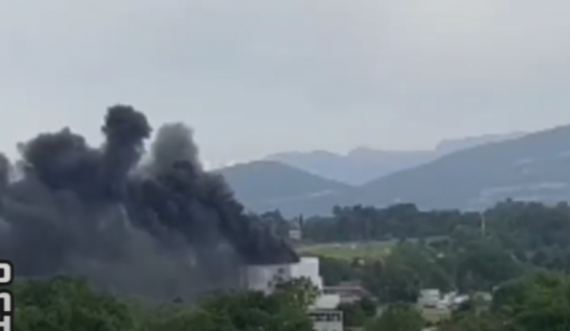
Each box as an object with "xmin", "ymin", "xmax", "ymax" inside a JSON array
[
  {"xmin": 265, "ymin": 132, "xmax": 526, "ymax": 185},
  {"xmin": 215, "ymin": 160, "xmax": 350, "ymax": 209},
  {"xmin": 217, "ymin": 126, "xmax": 570, "ymax": 217}
]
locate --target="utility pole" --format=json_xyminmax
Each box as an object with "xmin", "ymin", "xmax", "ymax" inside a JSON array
[{"xmin": 479, "ymin": 212, "xmax": 486, "ymax": 238}]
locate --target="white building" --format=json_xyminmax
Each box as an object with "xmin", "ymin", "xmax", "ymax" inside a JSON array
[
  {"xmin": 417, "ymin": 289, "xmax": 441, "ymax": 308},
  {"xmin": 245, "ymin": 263, "xmax": 292, "ymax": 293},
  {"xmin": 245, "ymin": 257, "xmax": 326, "ymax": 294},
  {"xmin": 245, "ymin": 257, "xmax": 343, "ymax": 331},
  {"xmin": 291, "ymin": 257, "xmax": 322, "ymax": 286},
  {"xmin": 417, "ymin": 289, "xmax": 471, "ymax": 311},
  {"xmin": 308, "ymin": 309, "xmax": 343, "ymax": 331},
  {"xmin": 289, "ymin": 228, "xmax": 302, "ymax": 241}
]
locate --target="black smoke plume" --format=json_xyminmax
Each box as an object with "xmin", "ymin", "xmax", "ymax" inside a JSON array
[{"xmin": 0, "ymin": 105, "xmax": 298, "ymax": 299}]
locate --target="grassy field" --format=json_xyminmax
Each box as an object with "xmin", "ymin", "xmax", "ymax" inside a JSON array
[
  {"xmin": 296, "ymin": 240, "xmax": 397, "ymax": 260},
  {"xmin": 296, "ymin": 236, "xmax": 447, "ymax": 260}
]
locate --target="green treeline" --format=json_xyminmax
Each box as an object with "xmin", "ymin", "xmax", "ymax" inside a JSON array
[
  {"xmin": 10, "ymin": 276, "xmax": 317, "ymax": 331},
  {"xmin": 261, "ymin": 200, "xmax": 570, "ymax": 330},
  {"xmin": 9, "ymin": 270, "xmax": 570, "ymax": 331}
]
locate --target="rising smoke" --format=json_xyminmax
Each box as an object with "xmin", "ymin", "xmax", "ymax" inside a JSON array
[{"xmin": 0, "ymin": 105, "xmax": 298, "ymax": 300}]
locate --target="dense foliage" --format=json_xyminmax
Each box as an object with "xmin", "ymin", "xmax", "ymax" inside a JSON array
[
  {"xmin": 313, "ymin": 237, "xmax": 525, "ymax": 304},
  {"xmin": 302, "ymin": 200, "xmax": 570, "ymax": 252},
  {"xmin": 10, "ymin": 276, "xmax": 316, "ymax": 331},
  {"xmin": 11, "ymin": 271, "xmax": 570, "ymax": 331},
  {"xmin": 365, "ymin": 303, "xmax": 425, "ymax": 331},
  {"xmin": 261, "ymin": 200, "xmax": 570, "ymax": 299},
  {"xmin": 438, "ymin": 271, "xmax": 570, "ymax": 331},
  {"xmin": 261, "ymin": 200, "xmax": 570, "ymax": 330}
]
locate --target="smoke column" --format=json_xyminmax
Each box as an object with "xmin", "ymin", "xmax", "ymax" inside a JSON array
[{"xmin": 0, "ymin": 105, "xmax": 298, "ymax": 300}]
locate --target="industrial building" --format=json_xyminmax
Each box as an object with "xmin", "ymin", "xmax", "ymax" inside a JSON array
[
  {"xmin": 245, "ymin": 257, "xmax": 343, "ymax": 331},
  {"xmin": 324, "ymin": 281, "xmax": 371, "ymax": 304},
  {"xmin": 308, "ymin": 309, "xmax": 343, "ymax": 331}
]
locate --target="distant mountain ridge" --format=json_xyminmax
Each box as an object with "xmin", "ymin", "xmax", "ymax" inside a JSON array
[
  {"xmin": 218, "ymin": 127, "xmax": 570, "ymax": 217},
  {"xmin": 266, "ymin": 148, "xmax": 432, "ymax": 185},
  {"xmin": 266, "ymin": 132, "xmax": 526, "ymax": 184},
  {"xmin": 216, "ymin": 160, "xmax": 352, "ymax": 213},
  {"xmin": 351, "ymin": 125, "xmax": 570, "ymax": 211},
  {"xmin": 435, "ymin": 131, "xmax": 527, "ymax": 154}
]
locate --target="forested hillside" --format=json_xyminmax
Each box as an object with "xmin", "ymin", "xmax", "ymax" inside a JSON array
[
  {"xmin": 240, "ymin": 124, "xmax": 570, "ymax": 216},
  {"xmin": 354, "ymin": 124, "xmax": 570, "ymax": 211},
  {"xmin": 266, "ymin": 132, "xmax": 525, "ymax": 185},
  {"xmin": 217, "ymin": 160, "xmax": 352, "ymax": 212}
]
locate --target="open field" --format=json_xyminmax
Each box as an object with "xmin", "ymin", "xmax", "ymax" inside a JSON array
[
  {"xmin": 297, "ymin": 240, "xmax": 397, "ymax": 260},
  {"xmin": 297, "ymin": 236, "xmax": 447, "ymax": 260}
]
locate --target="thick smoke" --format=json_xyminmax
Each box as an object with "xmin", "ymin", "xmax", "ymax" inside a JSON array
[{"xmin": 0, "ymin": 105, "xmax": 298, "ymax": 300}]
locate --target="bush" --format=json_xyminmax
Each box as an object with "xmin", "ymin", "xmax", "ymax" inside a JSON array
[{"xmin": 12, "ymin": 277, "xmax": 315, "ymax": 331}]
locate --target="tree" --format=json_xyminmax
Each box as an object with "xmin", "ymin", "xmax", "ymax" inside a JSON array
[
  {"xmin": 439, "ymin": 271, "xmax": 570, "ymax": 331},
  {"xmin": 359, "ymin": 296, "xmax": 378, "ymax": 317},
  {"xmin": 319, "ymin": 256, "xmax": 356, "ymax": 285},
  {"xmin": 273, "ymin": 277, "xmax": 319, "ymax": 308},
  {"xmin": 454, "ymin": 240, "xmax": 523, "ymax": 292},
  {"xmin": 12, "ymin": 276, "xmax": 316, "ymax": 331},
  {"xmin": 338, "ymin": 297, "xmax": 377, "ymax": 327},
  {"xmin": 338, "ymin": 302, "xmax": 367, "ymax": 327},
  {"xmin": 365, "ymin": 303, "xmax": 424, "ymax": 331},
  {"xmin": 13, "ymin": 276, "xmax": 134, "ymax": 331},
  {"xmin": 492, "ymin": 271, "xmax": 570, "ymax": 331},
  {"xmin": 437, "ymin": 313, "xmax": 504, "ymax": 331},
  {"xmin": 194, "ymin": 289, "xmax": 313, "ymax": 331}
]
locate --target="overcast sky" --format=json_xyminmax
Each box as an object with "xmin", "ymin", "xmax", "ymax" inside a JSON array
[{"xmin": 1, "ymin": 0, "xmax": 570, "ymax": 168}]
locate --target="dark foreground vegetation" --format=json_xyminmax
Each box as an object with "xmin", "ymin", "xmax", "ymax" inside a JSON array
[
  {"xmin": 9, "ymin": 270, "xmax": 570, "ymax": 331},
  {"xmin": 11, "ymin": 276, "xmax": 318, "ymax": 331}
]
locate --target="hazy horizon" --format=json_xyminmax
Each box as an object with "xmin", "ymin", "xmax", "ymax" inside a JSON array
[{"xmin": 2, "ymin": 0, "xmax": 570, "ymax": 168}]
